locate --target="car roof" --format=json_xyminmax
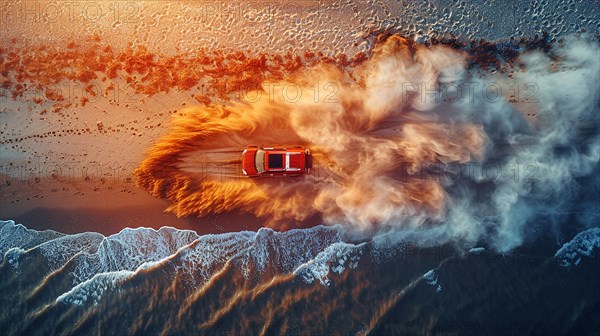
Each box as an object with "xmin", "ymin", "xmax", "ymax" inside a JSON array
[{"xmin": 267, "ymin": 153, "xmax": 284, "ymax": 168}]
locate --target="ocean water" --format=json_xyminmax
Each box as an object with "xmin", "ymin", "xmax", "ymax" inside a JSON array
[{"xmin": 1, "ymin": 220, "xmax": 599, "ymax": 335}]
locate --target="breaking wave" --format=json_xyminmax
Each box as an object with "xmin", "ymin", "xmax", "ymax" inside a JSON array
[
  {"xmin": 0, "ymin": 220, "xmax": 362, "ymax": 306},
  {"xmin": 2, "ymin": 219, "xmax": 599, "ymax": 335}
]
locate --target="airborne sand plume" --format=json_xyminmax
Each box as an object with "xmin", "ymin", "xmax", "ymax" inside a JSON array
[{"xmin": 136, "ymin": 35, "xmax": 600, "ymax": 251}]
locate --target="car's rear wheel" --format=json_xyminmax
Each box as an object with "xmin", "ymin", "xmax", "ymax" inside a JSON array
[{"xmin": 305, "ymin": 149, "xmax": 313, "ymax": 169}]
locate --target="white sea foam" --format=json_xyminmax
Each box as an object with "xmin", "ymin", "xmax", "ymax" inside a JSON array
[
  {"xmin": 293, "ymin": 242, "xmax": 365, "ymax": 286},
  {"xmin": 96, "ymin": 226, "xmax": 199, "ymax": 273},
  {"xmin": 423, "ymin": 269, "xmax": 437, "ymax": 285},
  {"xmin": 554, "ymin": 228, "xmax": 600, "ymax": 267},
  {"xmin": 0, "ymin": 220, "xmax": 63, "ymax": 262},
  {"xmin": 469, "ymin": 247, "xmax": 486, "ymax": 255},
  {"xmin": 423, "ymin": 269, "xmax": 442, "ymax": 293},
  {"xmin": 36, "ymin": 232, "xmax": 104, "ymax": 271},
  {"xmin": 4, "ymin": 247, "xmax": 25, "ymax": 269},
  {"xmin": 56, "ymin": 270, "xmax": 135, "ymax": 306}
]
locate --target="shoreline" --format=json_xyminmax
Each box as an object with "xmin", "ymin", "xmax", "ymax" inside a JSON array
[{"xmin": 1, "ymin": 180, "xmax": 267, "ymax": 236}]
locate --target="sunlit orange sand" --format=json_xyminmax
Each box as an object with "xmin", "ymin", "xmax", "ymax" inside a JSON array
[{"xmin": 134, "ymin": 36, "xmax": 486, "ymax": 231}]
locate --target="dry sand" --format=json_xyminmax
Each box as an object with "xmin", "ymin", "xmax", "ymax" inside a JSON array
[{"xmin": 1, "ymin": 0, "xmax": 595, "ymax": 234}]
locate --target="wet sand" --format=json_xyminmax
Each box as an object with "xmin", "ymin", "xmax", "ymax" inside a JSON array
[{"xmin": 2, "ymin": 184, "xmax": 266, "ymax": 236}]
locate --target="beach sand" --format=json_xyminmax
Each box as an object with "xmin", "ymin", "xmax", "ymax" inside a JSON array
[{"xmin": 1, "ymin": 176, "xmax": 265, "ymax": 235}]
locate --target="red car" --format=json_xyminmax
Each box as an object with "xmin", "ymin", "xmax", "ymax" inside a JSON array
[{"xmin": 242, "ymin": 145, "xmax": 312, "ymax": 177}]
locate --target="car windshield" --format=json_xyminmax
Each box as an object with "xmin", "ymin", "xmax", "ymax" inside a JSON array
[{"xmin": 255, "ymin": 149, "xmax": 265, "ymax": 173}]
